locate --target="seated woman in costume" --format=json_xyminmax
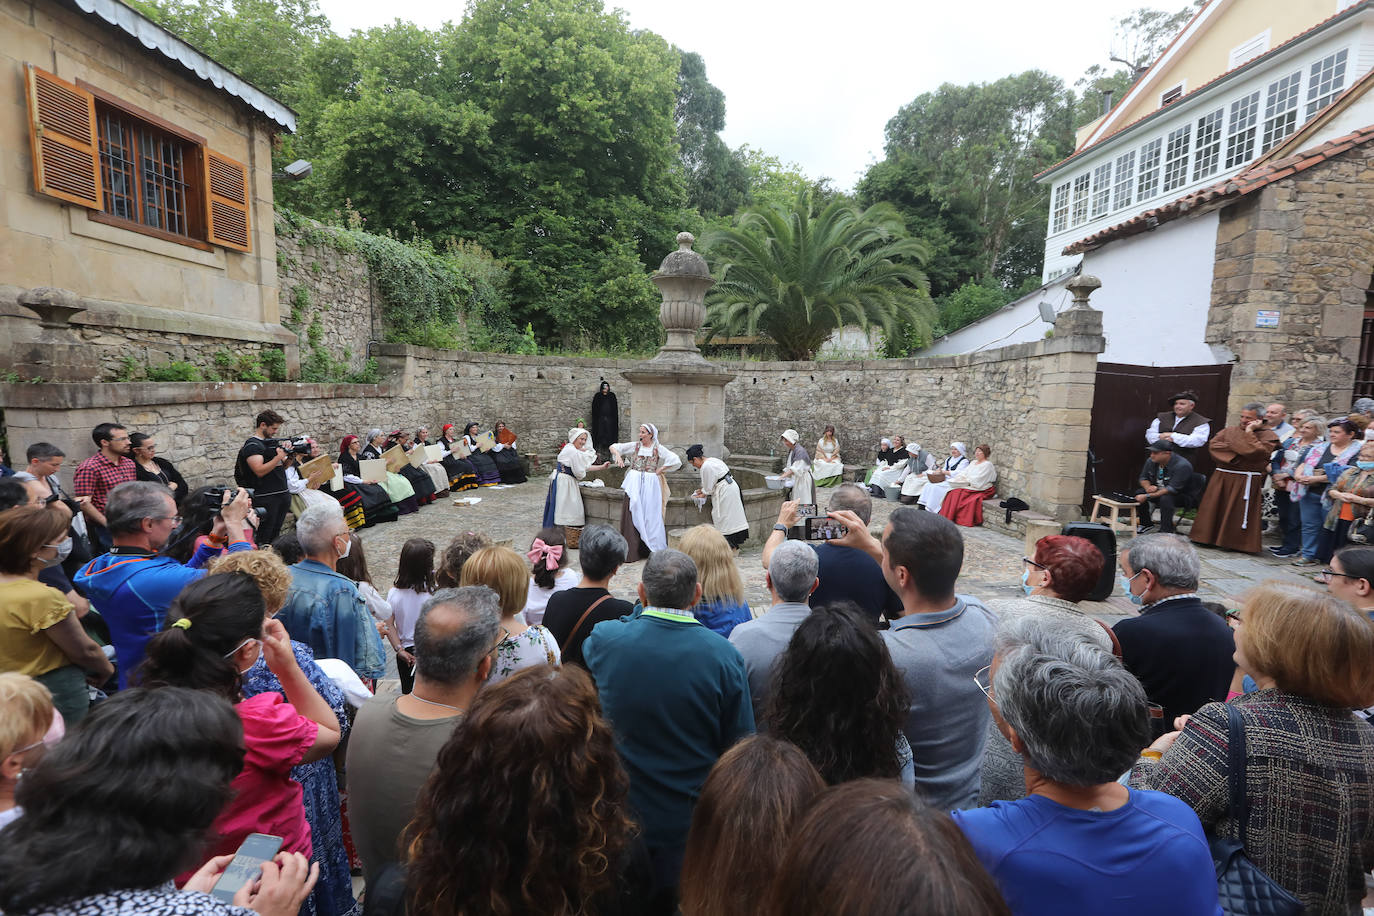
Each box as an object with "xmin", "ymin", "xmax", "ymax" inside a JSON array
[
  {"xmin": 916, "ymin": 442, "xmax": 972, "ymax": 513},
  {"xmin": 869, "ymin": 436, "xmax": 908, "ymax": 491},
  {"xmin": 335, "ymin": 435, "xmax": 399, "ymax": 527},
  {"xmin": 779, "ymin": 429, "xmax": 815, "ymax": 504},
  {"xmin": 543, "ymin": 428, "xmax": 608, "ymax": 536},
  {"xmin": 813, "ymin": 426, "xmax": 844, "ymax": 488},
  {"xmin": 898, "ymin": 442, "xmax": 938, "ymax": 504},
  {"xmin": 285, "ymin": 441, "xmax": 341, "ymax": 519},
  {"xmin": 490, "ymin": 421, "xmax": 527, "ymax": 484},
  {"xmin": 434, "ymin": 424, "xmax": 479, "ymax": 492},
  {"xmin": 383, "ymin": 431, "xmax": 437, "ymax": 506},
  {"xmin": 610, "ymin": 423, "xmax": 681, "ymax": 556},
  {"xmin": 403, "ymin": 428, "xmax": 452, "ymax": 499},
  {"xmin": 360, "ymin": 429, "xmax": 419, "ymax": 514},
  {"xmin": 936, "ymin": 444, "xmax": 998, "ymax": 526},
  {"xmin": 461, "ymin": 422, "xmax": 502, "ymax": 486}
]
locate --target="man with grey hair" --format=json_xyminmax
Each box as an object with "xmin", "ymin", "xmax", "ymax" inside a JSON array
[
  {"xmin": 952, "ymin": 615, "xmax": 1220, "ymax": 913},
  {"xmin": 1115, "ymin": 533, "xmax": 1234, "ymax": 728},
  {"xmin": 761, "ymin": 484, "xmax": 902, "ymax": 623},
  {"xmin": 277, "ymin": 501, "xmax": 385, "ymax": 680},
  {"xmin": 347, "ymin": 586, "xmax": 501, "ymax": 883},
  {"xmin": 75, "ymin": 481, "xmax": 252, "ymax": 688},
  {"xmin": 584, "ymin": 548, "xmax": 753, "ymax": 903},
  {"xmin": 1188, "ymin": 402, "xmax": 1280, "ymax": 553},
  {"xmin": 730, "ymin": 539, "xmax": 819, "ymax": 720}
]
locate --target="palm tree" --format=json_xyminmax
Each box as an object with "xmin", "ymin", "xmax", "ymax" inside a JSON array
[{"xmin": 703, "ymin": 192, "xmax": 933, "ymax": 360}]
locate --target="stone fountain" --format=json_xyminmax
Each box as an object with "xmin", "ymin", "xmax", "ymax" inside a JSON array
[{"xmin": 576, "ymin": 233, "xmax": 783, "ymax": 547}]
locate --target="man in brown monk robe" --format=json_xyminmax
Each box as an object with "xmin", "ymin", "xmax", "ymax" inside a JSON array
[{"xmin": 1189, "ymin": 402, "xmax": 1280, "ymax": 553}]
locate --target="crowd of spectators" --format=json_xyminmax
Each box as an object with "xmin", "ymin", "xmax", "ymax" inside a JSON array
[{"xmin": 4, "ymin": 407, "xmax": 1374, "ymax": 916}]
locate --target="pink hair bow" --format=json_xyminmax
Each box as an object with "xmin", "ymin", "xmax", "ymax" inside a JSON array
[{"xmin": 527, "ymin": 538, "xmax": 563, "ymax": 570}]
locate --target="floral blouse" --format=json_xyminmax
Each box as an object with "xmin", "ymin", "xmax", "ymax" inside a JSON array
[{"xmin": 488, "ymin": 624, "xmax": 561, "ymax": 685}]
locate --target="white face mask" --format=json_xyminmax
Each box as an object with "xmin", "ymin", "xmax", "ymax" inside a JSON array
[
  {"xmin": 55, "ymin": 536, "xmax": 72, "ymax": 563},
  {"xmin": 223, "ymin": 637, "xmax": 263, "ymax": 675},
  {"xmin": 335, "ymin": 534, "xmax": 352, "ymax": 560}
]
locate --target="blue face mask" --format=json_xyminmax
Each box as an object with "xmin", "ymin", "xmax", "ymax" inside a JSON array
[
  {"xmin": 1021, "ymin": 566, "xmax": 1034, "ymax": 596},
  {"xmin": 1119, "ymin": 572, "xmax": 1144, "ymax": 605},
  {"xmin": 1359, "ymin": 461, "xmax": 1374, "ymax": 470}
]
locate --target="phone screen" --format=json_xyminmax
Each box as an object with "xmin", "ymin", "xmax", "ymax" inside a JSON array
[
  {"xmin": 211, "ymin": 833, "xmax": 283, "ymax": 903},
  {"xmin": 796, "ymin": 503, "xmax": 818, "ymax": 519},
  {"xmin": 804, "ymin": 516, "xmax": 848, "ymax": 541}
]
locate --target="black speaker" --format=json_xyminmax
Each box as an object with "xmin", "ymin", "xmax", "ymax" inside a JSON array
[{"xmin": 1060, "ymin": 522, "xmax": 1117, "ymax": 602}]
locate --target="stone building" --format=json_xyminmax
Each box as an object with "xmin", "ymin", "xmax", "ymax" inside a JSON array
[{"xmin": 1, "ymin": 0, "xmax": 297, "ymax": 380}]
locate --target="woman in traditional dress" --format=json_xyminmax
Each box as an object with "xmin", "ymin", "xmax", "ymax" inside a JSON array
[
  {"xmin": 360, "ymin": 429, "xmax": 419, "ymax": 514},
  {"xmin": 286, "ymin": 443, "xmax": 342, "ymax": 520},
  {"xmin": 404, "ymin": 429, "xmax": 452, "ymax": 499},
  {"xmin": 384, "ymin": 431, "xmax": 436, "ymax": 506},
  {"xmin": 936, "ymin": 444, "xmax": 998, "ymax": 526},
  {"xmin": 435, "ymin": 423, "xmax": 479, "ymax": 492},
  {"xmin": 591, "ymin": 381, "xmax": 619, "ymax": 456},
  {"xmin": 869, "ymin": 435, "xmax": 908, "ymax": 491},
  {"xmin": 813, "ymin": 426, "xmax": 844, "ymax": 488},
  {"xmin": 611, "ymin": 423, "xmax": 681, "ymax": 557},
  {"xmin": 688, "ymin": 444, "xmax": 749, "ymax": 549},
  {"xmin": 916, "ymin": 442, "xmax": 972, "ymax": 514},
  {"xmin": 543, "ymin": 428, "xmax": 608, "ymax": 534},
  {"xmin": 779, "ymin": 429, "xmax": 815, "ymax": 505},
  {"xmin": 335, "ymin": 436, "xmax": 398, "ymax": 527},
  {"xmin": 462, "ymin": 422, "xmax": 502, "ymax": 486},
  {"xmin": 898, "ymin": 442, "xmax": 939, "ymax": 504},
  {"xmin": 490, "ymin": 421, "xmax": 527, "ymax": 484}
]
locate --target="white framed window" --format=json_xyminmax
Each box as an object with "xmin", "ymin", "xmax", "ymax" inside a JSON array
[
  {"xmin": 1161, "ymin": 83, "xmax": 1186, "ymax": 106},
  {"xmin": 1306, "ymin": 48, "xmax": 1349, "ymax": 117},
  {"xmin": 1193, "ymin": 108, "xmax": 1224, "ymax": 180},
  {"xmin": 1229, "ymin": 31, "xmax": 1270, "ymax": 69},
  {"xmin": 1163, "ymin": 124, "xmax": 1192, "ymax": 192},
  {"xmin": 1226, "ymin": 90, "xmax": 1260, "ymax": 168},
  {"xmin": 1071, "ymin": 173, "xmax": 1090, "ymax": 226},
  {"xmin": 1112, "ymin": 150, "xmax": 1136, "ymax": 210},
  {"xmin": 1051, "ymin": 182, "xmax": 1070, "ymax": 233},
  {"xmin": 1262, "ymin": 70, "xmax": 1301, "ymax": 152},
  {"xmin": 1137, "ymin": 138, "xmax": 1163, "ymax": 201},
  {"xmin": 1090, "ymin": 163, "xmax": 1113, "ymax": 217}
]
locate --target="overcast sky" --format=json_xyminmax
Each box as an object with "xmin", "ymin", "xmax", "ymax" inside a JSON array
[{"xmin": 313, "ymin": 0, "xmax": 1157, "ymax": 190}]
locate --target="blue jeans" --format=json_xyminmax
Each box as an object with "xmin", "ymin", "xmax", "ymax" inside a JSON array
[
  {"xmin": 1299, "ymin": 491, "xmax": 1326, "ymax": 560},
  {"xmin": 1274, "ymin": 489, "xmax": 1301, "ymax": 552}
]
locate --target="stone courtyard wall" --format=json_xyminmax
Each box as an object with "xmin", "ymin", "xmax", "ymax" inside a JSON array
[
  {"xmin": 275, "ymin": 228, "xmax": 381, "ymax": 375},
  {"xmin": 1, "ymin": 309, "xmax": 1104, "ymax": 521},
  {"xmin": 1208, "ymin": 145, "xmax": 1374, "ymax": 419}
]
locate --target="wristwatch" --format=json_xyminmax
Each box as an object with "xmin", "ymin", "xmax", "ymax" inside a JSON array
[{"xmin": 773, "ymin": 523, "xmax": 789, "ymax": 533}]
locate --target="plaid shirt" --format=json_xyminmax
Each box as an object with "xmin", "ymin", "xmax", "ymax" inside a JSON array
[
  {"xmin": 72, "ymin": 452, "xmax": 136, "ymax": 512},
  {"xmin": 1132, "ymin": 689, "xmax": 1374, "ymax": 913}
]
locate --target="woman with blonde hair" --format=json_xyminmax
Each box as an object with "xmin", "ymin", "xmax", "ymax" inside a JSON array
[
  {"xmin": 1133, "ymin": 582, "xmax": 1374, "ymax": 912},
  {"xmin": 0, "ymin": 672, "xmax": 56, "ymax": 830},
  {"xmin": 680, "ymin": 525, "xmax": 752, "ymax": 638},
  {"xmin": 460, "ymin": 546, "xmax": 560, "ymax": 684},
  {"xmin": 813, "ymin": 426, "xmax": 843, "ymax": 488}
]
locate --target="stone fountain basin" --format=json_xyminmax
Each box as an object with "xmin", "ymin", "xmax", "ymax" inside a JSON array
[{"xmin": 578, "ymin": 465, "xmax": 784, "ymax": 547}]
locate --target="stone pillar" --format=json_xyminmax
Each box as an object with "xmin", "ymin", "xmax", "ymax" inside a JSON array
[
  {"xmin": 8, "ymin": 287, "xmax": 103, "ymax": 382},
  {"xmin": 622, "ymin": 233, "xmax": 736, "ymax": 458}
]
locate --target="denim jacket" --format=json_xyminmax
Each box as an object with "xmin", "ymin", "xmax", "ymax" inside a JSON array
[{"xmin": 279, "ymin": 560, "xmax": 385, "ymax": 680}]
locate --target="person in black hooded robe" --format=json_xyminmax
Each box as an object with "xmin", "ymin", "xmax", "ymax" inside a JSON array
[{"xmin": 591, "ymin": 380, "xmax": 619, "ymax": 456}]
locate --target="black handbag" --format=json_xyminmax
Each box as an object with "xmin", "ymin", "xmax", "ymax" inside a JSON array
[{"xmin": 1209, "ymin": 704, "xmax": 1303, "ymax": 916}]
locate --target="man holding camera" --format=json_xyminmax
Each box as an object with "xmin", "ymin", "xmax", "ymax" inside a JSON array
[
  {"xmin": 75, "ymin": 482, "xmax": 253, "ymax": 688},
  {"xmin": 235, "ymin": 410, "xmax": 293, "ymax": 545}
]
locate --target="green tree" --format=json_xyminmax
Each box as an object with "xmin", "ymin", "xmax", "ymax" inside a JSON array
[
  {"xmin": 879, "ymin": 70, "xmax": 1075, "ymax": 289},
  {"xmin": 703, "ymin": 192, "xmax": 933, "ymax": 360},
  {"xmin": 675, "ymin": 50, "xmax": 750, "ymax": 216}
]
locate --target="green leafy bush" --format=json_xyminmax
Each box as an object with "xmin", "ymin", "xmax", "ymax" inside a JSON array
[{"xmin": 146, "ymin": 361, "xmax": 203, "ymax": 382}]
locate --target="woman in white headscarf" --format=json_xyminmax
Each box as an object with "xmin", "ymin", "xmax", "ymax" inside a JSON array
[
  {"xmin": 917, "ymin": 441, "xmax": 971, "ymax": 514},
  {"xmin": 870, "ymin": 435, "xmax": 909, "ymax": 491},
  {"xmin": 778, "ymin": 429, "xmax": 815, "ymax": 505},
  {"xmin": 611, "ymin": 423, "xmax": 682, "ymax": 554},
  {"xmin": 543, "ymin": 428, "xmax": 609, "ymax": 532}
]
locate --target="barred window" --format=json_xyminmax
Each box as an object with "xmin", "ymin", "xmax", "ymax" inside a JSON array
[{"xmin": 97, "ymin": 106, "xmax": 192, "ymax": 237}]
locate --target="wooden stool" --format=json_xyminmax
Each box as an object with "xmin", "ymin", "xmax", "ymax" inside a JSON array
[{"xmin": 1090, "ymin": 496, "xmax": 1139, "ymax": 535}]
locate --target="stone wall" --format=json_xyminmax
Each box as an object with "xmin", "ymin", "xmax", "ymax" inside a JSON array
[
  {"xmin": 276, "ymin": 227, "xmax": 380, "ymax": 374},
  {"xmin": 1208, "ymin": 145, "xmax": 1374, "ymax": 418},
  {"xmin": 1, "ymin": 309, "xmax": 1105, "ymax": 521}
]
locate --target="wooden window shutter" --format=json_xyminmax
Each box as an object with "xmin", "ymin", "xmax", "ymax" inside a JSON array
[
  {"xmin": 25, "ymin": 64, "xmax": 103, "ymax": 209},
  {"xmin": 204, "ymin": 149, "xmax": 252, "ymax": 252}
]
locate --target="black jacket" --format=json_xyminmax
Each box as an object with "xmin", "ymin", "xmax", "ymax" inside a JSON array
[{"xmin": 1138, "ymin": 453, "xmax": 1197, "ymax": 498}]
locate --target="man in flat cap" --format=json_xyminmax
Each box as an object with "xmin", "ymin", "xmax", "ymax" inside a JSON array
[{"xmin": 1145, "ymin": 390, "xmax": 1211, "ymax": 464}]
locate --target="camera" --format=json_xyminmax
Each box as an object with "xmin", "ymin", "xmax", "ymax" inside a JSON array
[
  {"xmin": 266, "ymin": 436, "xmax": 314, "ymax": 457},
  {"xmin": 202, "ymin": 486, "xmax": 268, "ymax": 517}
]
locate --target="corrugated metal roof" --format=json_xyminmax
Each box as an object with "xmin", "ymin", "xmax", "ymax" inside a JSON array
[{"xmin": 66, "ymin": 0, "xmax": 297, "ymax": 132}]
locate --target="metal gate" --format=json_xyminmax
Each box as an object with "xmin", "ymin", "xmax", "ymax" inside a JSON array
[{"xmin": 1083, "ymin": 362, "xmax": 1233, "ymax": 514}]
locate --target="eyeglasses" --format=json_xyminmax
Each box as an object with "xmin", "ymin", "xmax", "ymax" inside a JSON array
[
  {"xmin": 10, "ymin": 738, "xmax": 45, "ymax": 756},
  {"xmin": 1321, "ymin": 568, "xmax": 1360, "ymax": 581},
  {"xmin": 489, "ymin": 626, "xmax": 511, "ymax": 655},
  {"xmin": 156, "ymin": 515, "xmax": 183, "ymax": 526},
  {"xmin": 973, "ymin": 664, "xmax": 993, "ymax": 701},
  {"xmin": 1224, "ymin": 608, "xmax": 1243, "ymax": 624},
  {"xmin": 1021, "ymin": 557, "xmax": 1046, "ymax": 570}
]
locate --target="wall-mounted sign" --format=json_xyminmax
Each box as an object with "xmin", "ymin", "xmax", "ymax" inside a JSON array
[{"xmin": 1256, "ymin": 310, "xmax": 1280, "ymax": 328}]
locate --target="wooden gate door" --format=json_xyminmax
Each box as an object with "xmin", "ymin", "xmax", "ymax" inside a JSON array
[{"xmin": 1082, "ymin": 362, "xmax": 1233, "ymax": 514}]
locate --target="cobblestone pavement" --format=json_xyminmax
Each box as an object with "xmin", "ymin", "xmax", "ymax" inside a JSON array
[{"xmin": 356, "ymin": 480, "xmax": 1321, "ymax": 628}]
